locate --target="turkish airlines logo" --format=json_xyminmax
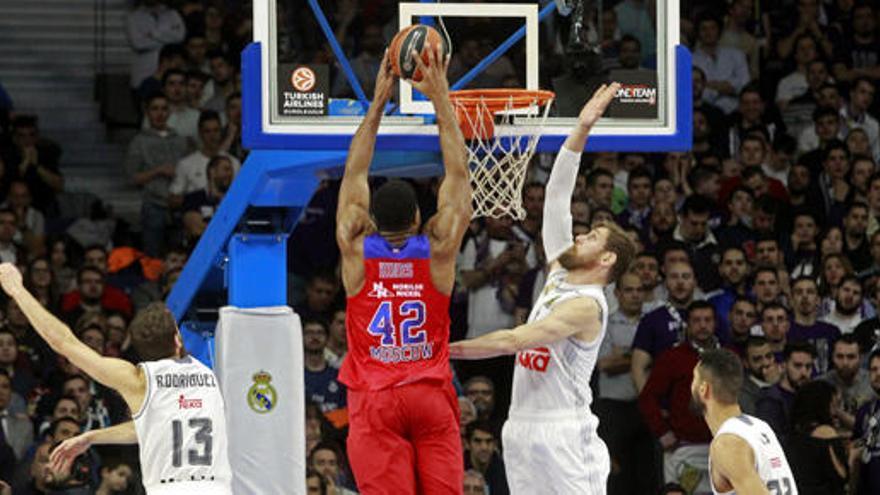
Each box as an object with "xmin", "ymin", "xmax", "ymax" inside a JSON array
[
  {"xmin": 178, "ymin": 394, "xmax": 203, "ymax": 409},
  {"xmin": 291, "ymin": 67, "xmax": 316, "ymax": 92},
  {"xmin": 518, "ymin": 347, "xmax": 551, "ymax": 372}
]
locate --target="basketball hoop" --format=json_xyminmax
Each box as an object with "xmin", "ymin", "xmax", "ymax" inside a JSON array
[{"xmin": 449, "ymin": 89, "xmax": 555, "ymax": 220}]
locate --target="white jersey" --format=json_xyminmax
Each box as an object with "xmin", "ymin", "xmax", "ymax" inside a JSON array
[
  {"xmin": 509, "ymin": 268, "xmax": 609, "ymax": 416},
  {"xmin": 710, "ymin": 415, "xmax": 797, "ymax": 495},
  {"xmin": 133, "ymin": 356, "xmax": 232, "ymax": 494}
]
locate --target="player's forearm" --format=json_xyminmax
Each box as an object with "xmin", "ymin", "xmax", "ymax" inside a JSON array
[
  {"xmin": 449, "ymin": 329, "xmax": 518, "ymax": 360},
  {"xmin": 84, "ymin": 421, "xmax": 138, "ymax": 445},
  {"xmin": 7, "ymin": 285, "xmax": 77, "ymax": 355},
  {"xmin": 338, "ymin": 101, "xmax": 384, "ymax": 211},
  {"xmin": 542, "ymin": 145, "xmax": 581, "ymax": 262}
]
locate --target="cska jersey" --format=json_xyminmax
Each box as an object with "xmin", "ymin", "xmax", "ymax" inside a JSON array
[{"xmin": 339, "ymin": 234, "xmax": 452, "ymax": 391}]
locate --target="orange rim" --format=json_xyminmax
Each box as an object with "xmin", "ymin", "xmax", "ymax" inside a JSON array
[{"xmin": 449, "ymin": 89, "xmax": 555, "ymax": 113}]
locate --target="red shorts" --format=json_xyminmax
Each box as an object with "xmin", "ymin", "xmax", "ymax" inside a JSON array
[{"xmin": 347, "ymin": 380, "xmax": 463, "ymax": 495}]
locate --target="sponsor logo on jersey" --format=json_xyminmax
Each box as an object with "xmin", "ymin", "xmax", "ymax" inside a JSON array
[
  {"xmin": 770, "ymin": 457, "xmax": 782, "ymax": 468},
  {"xmin": 379, "ymin": 262, "xmax": 414, "ymax": 279},
  {"xmin": 367, "ymin": 282, "xmax": 395, "ymax": 299},
  {"xmin": 247, "ymin": 370, "xmax": 277, "ymax": 414},
  {"xmin": 178, "ymin": 394, "xmax": 203, "ymax": 409},
  {"xmin": 517, "ymin": 347, "xmax": 551, "ymax": 372}
]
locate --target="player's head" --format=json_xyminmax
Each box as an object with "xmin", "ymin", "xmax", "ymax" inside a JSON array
[
  {"xmin": 691, "ymin": 349, "xmax": 744, "ymax": 417},
  {"xmin": 371, "ymin": 179, "xmax": 420, "ymax": 234},
  {"xmin": 557, "ymin": 220, "xmax": 637, "ymax": 284},
  {"xmin": 129, "ymin": 302, "xmax": 183, "ymax": 362}
]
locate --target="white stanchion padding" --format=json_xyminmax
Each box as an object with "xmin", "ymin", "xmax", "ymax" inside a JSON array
[{"xmin": 215, "ymin": 306, "xmax": 305, "ymax": 495}]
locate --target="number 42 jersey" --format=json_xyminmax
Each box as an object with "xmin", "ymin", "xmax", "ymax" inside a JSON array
[
  {"xmin": 134, "ymin": 356, "xmax": 232, "ymax": 494},
  {"xmin": 340, "ymin": 234, "xmax": 452, "ymax": 391}
]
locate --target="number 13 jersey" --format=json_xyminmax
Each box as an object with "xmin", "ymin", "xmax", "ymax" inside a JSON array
[
  {"xmin": 340, "ymin": 234, "xmax": 452, "ymax": 391},
  {"xmin": 134, "ymin": 356, "xmax": 232, "ymax": 494}
]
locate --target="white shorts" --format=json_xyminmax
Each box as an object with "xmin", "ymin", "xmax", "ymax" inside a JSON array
[
  {"xmin": 145, "ymin": 481, "xmax": 233, "ymax": 495},
  {"xmin": 502, "ymin": 411, "xmax": 610, "ymax": 495}
]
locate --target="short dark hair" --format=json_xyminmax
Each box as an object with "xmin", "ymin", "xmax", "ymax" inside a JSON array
[
  {"xmin": 784, "ymin": 341, "xmax": 817, "ymax": 360},
  {"xmin": 206, "ymin": 155, "xmax": 232, "ymax": 174},
  {"xmin": 161, "ymin": 68, "xmax": 186, "ymax": 87},
  {"xmin": 791, "ymin": 276, "xmax": 818, "ymax": 290},
  {"xmin": 834, "ymin": 333, "xmax": 861, "ymax": 353},
  {"xmin": 50, "ymin": 416, "xmax": 80, "ymax": 438},
  {"xmin": 753, "ymin": 267, "xmax": 779, "ymax": 281},
  {"xmin": 586, "ymin": 168, "xmax": 614, "ymax": 186},
  {"xmin": 198, "ymin": 109, "xmax": 222, "ymax": 128},
  {"xmin": 745, "ymin": 336, "xmax": 769, "ymax": 351},
  {"xmin": 687, "ymin": 300, "xmax": 716, "ymax": 318},
  {"xmin": 11, "ymin": 114, "xmax": 37, "ymax": 130},
  {"xmin": 813, "ymin": 106, "xmax": 840, "ymax": 123},
  {"xmin": 129, "ymin": 302, "xmax": 179, "ymax": 362},
  {"xmin": 465, "ymin": 420, "xmax": 495, "ymax": 441},
  {"xmin": 76, "ymin": 265, "xmax": 104, "ymax": 283},
  {"xmin": 620, "ymin": 34, "xmax": 641, "ymax": 50},
  {"xmin": 772, "ymin": 133, "xmax": 797, "ymax": 154},
  {"xmin": 686, "ymin": 165, "xmax": 719, "ymax": 192},
  {"xmin": 681, "ymin": 195, "xmax": 713, "ymax": 217},
  {"xmin": 846, "ymin": 201, "xmax": 869, "ymax": 217},
  {"xmin": 158, "ymin": 43, "xmax": 186, "ymax": 62},
  {"xmin": 371, "ymin": 180, "xmax": 418, "ymax": 232},
  {"xmin": 698, "ymin": 349, "xmax": 744, "ymax": 404},
  {"xmin": 868, "ymin": 348, "xmax": 880, "ymax": 367},
  {"xmin": 627, "ymin": 167, "xmax": 653, "ymax": 187},
  {"xmin": 302, "ymin": 319, "xmax": 328, "ymax": 335},
  {"xmin": 760, "ymin": 301, "xmax": 787, "ymax": 317}
]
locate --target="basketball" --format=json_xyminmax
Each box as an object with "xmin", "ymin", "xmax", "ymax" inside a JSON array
[{"xmin": 389, "ymin": 25, "xmax": 449, "ymax": 81}]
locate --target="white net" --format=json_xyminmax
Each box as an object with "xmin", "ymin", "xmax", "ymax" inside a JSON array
[{"xmin": 451, "ymin": 91, "xmax": 555, "ymax": 220}]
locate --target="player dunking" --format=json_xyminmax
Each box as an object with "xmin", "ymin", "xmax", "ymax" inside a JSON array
[
  {"xmin": 0, "ymin": 265, "xmax": 232, "ymax": 495},
  {"xmin": 450, "ymin": 83, "xmax": 636, "ymax": 494},
  {"xmin": 336, "ymin": 46, "xmax": 471, "ymax": 494},
  {"xmin": 691, "ymin": 349, "xmax": 797, "ymax": 495}
]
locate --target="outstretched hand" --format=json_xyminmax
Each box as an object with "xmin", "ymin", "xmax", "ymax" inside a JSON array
[
  {"xmin": 0, "ymin": 263, "xmax": 23, "ymax": 297},
  {"xmin": 49, "ymin": 434, "xmax": 92, "ymax": 476},
  {"xmin": 373, "ymin": 49, "xmax": 397, "ymax": 104},
  {"xmin": 409, "ymin": 42, "xmax": 451, "ymax": 101},
  {"xmin": 577, "ymin": 82, "xmax": 621, "ymax": 130}
]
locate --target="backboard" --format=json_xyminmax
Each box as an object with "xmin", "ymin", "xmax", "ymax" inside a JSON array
[{"xmin": 248, "ymin": 0, "xmax": 691, "ymax": 153}]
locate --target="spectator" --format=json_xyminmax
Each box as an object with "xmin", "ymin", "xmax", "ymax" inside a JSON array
[
  {"xmin": 708, "ymin": 246, "xmax": 749, "ymax": 333},
  {"xmin": 841, "ymin": 78, "xmax": 880, "ymax": 161},
  {"xmin": 727, "ymin": 297, "xmax": 758, "ymax": 353},
  {"xmin": 184, "ymin": 31, "xmax": 209, "ymax": 74},
  {"xmin": 638, "ymin": 301, "xmax": 716, "ymax": 494},
  {"xmin": 35, "ymin": 395, "xmax": 79, "ymax": 439},
  {"xmin": 738, "ymin": 336, "xmax": 779, "ymax": 415},
  {"xmin": 617, "ymin": 168, "xmax": 653, "ymax": 231},
  {"xmin": 181, "ymin": 155, "xmax": 236, "ymax": 242},
  {"xmin": 821, "ymin": 275, "xmax": 866, "ymax": 334},
  {"xmin": 753, "ymin": 268, "xmax": 784, "ymax": 312},
  {"xmin": 776, "ymin": 35, "xmax": 820, "ymax": 110},
  {"xmin": 0, "ymin": 329, "xmax": 37, "ymax": 400},
  {"xmin": 631, "ymin": 261, "xmax": 697, "ymax": 392},
  {"xmin": 463, "ymin": 421, "xmax": 508, "ymax": 495},
  {"xmin": 48, "ymin": 238, "xmax": 76, "ymax": 295},
  {"xmin": 821, "ymin": 334, "xmax": 876, "ymax": 432},
  {"xmin": 760, "ymin": 303, "xmax": 792, "ymax": 361},
  {"xmin": 854, "ymin": 276, "xmax": 880, "ymax": 354},
  {"xmin": 221, "ymin": 92, "xmax": 245, "ymax": 161},
  {"xmin": 597, "ymin": 271, "xmax": 656, "ymax": 495},
  {"xmin": 613, "ymin": 0, "xmax": 656, "ymax": 65},
  {"xmin": 125, "ymin": 0, "xmax": 185, "ymax": 89},
  {"xmin": 135, "ymin": 43, "xmax": 187, "ymax": 103},
  {"xmin": 693, "ymin": 16, "xmax": 750, "ymax": 114},
  {"xmin": 94, "ymin": 458, "xmax": 134, "ymax": 495},
  {"xmin": 2, "ymin": 181, "xmax": 44, "ymax": 256},
  {"xmin": 787, "ymin": 380, "xmax": 848, "ymax": 495},
  {"xmin": 789, "ymin": 276, "xmax": 841, "ymax": 373},
  {"xmin": 303, "ymin": 320, "xmax": 345, "ymax": 415},
  {"xmin": 130, "ymin": 245, "xmax": 187, "ymax": 311},
  {"xmin": 294, "ymin": 271, "xmax": 341, "ymax": 324},
  {"xmin": 785, "ymin": 62, "xmax": 832, "ymax": 138},
  {"xmin": 832, "ymin": 3, "xmax": 880, "ymax": 83},
  {"xmin": 670, "ymin": 195, "xmax": 721, "ymax": 291},
  {"xmin": 309, "ymin": 441, "xmax": 357, "ymax": 495},
  {"xmin": 0, "ymin": 369, "xmax": 32, "ymax": 461},
  {"xmin": 755, "ymin": 341, "xmax": 815, "ymax": 442},
  {"xmin": 323, "ymin": 309, "xmax": 347, "ymax": 368},
  {"xmin": 306, "ymin": 468, "xmax": 329, "ymax": 495},
  {"xmin": 159, "ymin": 68, "xmax": 200, "ymax": 145},
  {"xmin": 631, "ymin": 251, "xmax": 664, "ymax": 310},
  {"xmin": 124, "ymin": 93, "xmax": 189, "ymax": 257},
  {"xmin": 463, "ymin": 376, "xmax": 499, "ymax": 433},
  {"xmin": 204, "ymin": 50, "xmax": 237, "ymax": 114},
  {"xmin": 186, "ymin": 69, "xmax": 210, "ymax": 109},
  {"xmin": 726, "ymin": 86, "xmax": 786, "ymax": 158},
  {"xmin": 842, "ymin": 202, "xmax": 872, "ymax": 273},
  {"xmin": 169, "ymin": 110, "xmax": 240, "ymax": 203},
  {"xmin": 852, "ymin": 349, "xmax": 880, "ymax": 495},
  {"xmin": 60, "ymin": 374, "xmax": 125, "ymax": 432},
  {"xmin": 59, "ymin": 266, "xmax": 133, "ymax": 325},
  {"xmin": 0, "ymin": 209, "xmax": 20, "ymax": 265},
  {"xmin": 462, "ymin": 469, "xmax": 487, "ymax": 495},
  {"xmin": 2, "ymin": 116, "xmax": 64, "ymax": 216}
]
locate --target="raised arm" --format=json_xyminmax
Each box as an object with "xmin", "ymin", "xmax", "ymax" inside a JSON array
[
  {"xmin": 542, "ymin": 83, "xmax": 620, "ymax": 267},
  {"xmin": 449, "ymin": 296, "xmax": 601, "ymax": 359},
  {"xmin": 0, "ymin": 264, "xmax": 144, "ymax": 408},
  {"xmin": 50, "ymin": 421, "xmax": 138, "ymax": 475},
  {"xmin": 419, "ymin": 44, "xmax": 473, "ymax": 261},
  {"xmin": 711, "ymin": 435, "xmax": 771, "ymax": 495},
  {"xmin": 336, "ymin": 50, "xmax": 397, "ymax": 254}
]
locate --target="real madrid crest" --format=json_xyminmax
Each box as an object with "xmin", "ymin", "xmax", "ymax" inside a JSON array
[{"xmin": 247, "ymin": 370, "xmax": 278, "ymax": 414}]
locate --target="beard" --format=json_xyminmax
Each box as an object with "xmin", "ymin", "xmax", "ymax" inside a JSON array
[
  {"xmin": 836, "ymin": 301, "xmax": 860, "ymax": 316},
  {"xmin": 689, "ymin": 390, "xmax": 707, "ymax": 417},
  {"xmin": 558, "ymin": 245, "xmax": 585, "ymax": 270}
]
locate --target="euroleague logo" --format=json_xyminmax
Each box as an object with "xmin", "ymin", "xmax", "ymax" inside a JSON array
[
  {"xmin": 615, "ymin": 84, "xmax": 657, "ymax": 105},
  {"xmin": 291, "ymin": 67, "xmax": 316, "ymax": 92}
]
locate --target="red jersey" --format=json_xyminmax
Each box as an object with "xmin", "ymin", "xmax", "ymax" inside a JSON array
[{"xmin": 339, "ymin": 234, "xmax": 452, "ymax": 391}]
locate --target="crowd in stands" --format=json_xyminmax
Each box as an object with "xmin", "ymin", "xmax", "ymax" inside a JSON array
[{"xmin": 0, "ymin": 0, "xmax": 879, "ymax": 493}]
